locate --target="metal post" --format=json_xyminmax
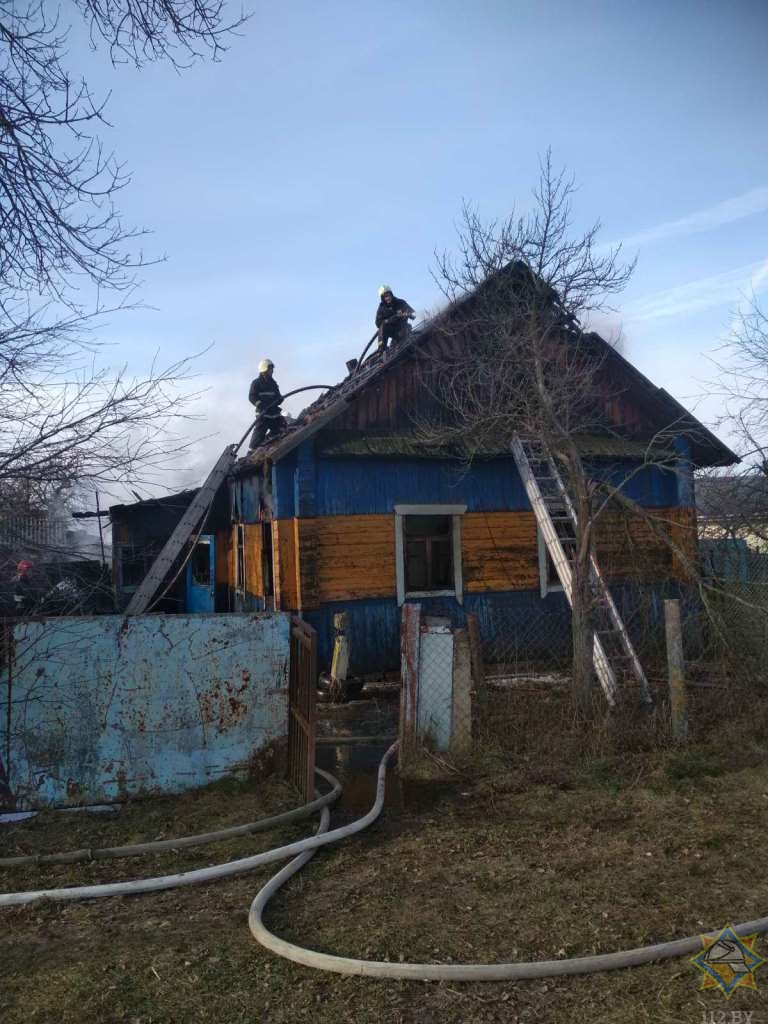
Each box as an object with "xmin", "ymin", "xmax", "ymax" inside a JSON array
[
  {"xmin": 95, "ymin": 492, "xmax": 107, "ymax": 568},
  {"xmin": 664, "ymin": 599, "xmax": 687, "ymax": 741}
]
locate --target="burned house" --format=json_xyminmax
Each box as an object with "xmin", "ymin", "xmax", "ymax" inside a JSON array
[{"xmin": 111, "ymin": 277, "xmax": 737, "ymax": 674}]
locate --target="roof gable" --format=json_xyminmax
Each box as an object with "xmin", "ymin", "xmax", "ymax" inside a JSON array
[{"xmin": 243, "ymin": 269, "xmax": 737, "ymax": 470}]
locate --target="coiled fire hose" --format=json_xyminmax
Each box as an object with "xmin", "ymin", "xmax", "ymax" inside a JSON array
[
  {"xmin": 0, "ymin": 773, "xmax": 343, "ymax": 870},
  {"xmin": 248, "ymin": 743, "xmax": 768, "ymax": 981},
  {"xmin": 3, "ymin": 742, "xmax": 768, "ymax": 984},
  {"xmin": 0, "ymin": 769, "xmax": 341, "ymax": 906}
]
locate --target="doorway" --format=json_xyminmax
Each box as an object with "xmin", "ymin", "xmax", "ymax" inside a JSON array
[{"xmin": 185, "ymin": 535, "xmax": 216, "ymax": 613}]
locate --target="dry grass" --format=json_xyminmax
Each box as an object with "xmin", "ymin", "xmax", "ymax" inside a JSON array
[{"xmin": 2, "ymin": 698, "xmax": 768, "ymax": 1024}]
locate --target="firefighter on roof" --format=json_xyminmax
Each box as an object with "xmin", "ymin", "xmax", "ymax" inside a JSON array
[
  {"xmin": 248, "ymin": 359, "xmax": 285, "ymax": 449},
  {"xmin": 375, "ymin": 285, "xmax": 415, "ymax": 351}
]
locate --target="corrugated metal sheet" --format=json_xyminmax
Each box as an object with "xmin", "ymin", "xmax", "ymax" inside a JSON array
[{"xmin": 0, "ymin": 613, "xmax": 290, "ymax": 809}]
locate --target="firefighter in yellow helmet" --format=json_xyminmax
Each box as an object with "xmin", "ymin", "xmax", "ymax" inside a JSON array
[
  {"xmin": 248, "ymin": 359, "xmax": 285, "ymax": 449},
  {"xmin": 375, "ymin": 285, "xmax": 415, "ymax": 351}
]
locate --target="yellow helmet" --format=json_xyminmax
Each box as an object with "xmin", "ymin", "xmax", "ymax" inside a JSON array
[
  {"xmin": 258, "ymin": 358, "xmax": 274, "ymax": 373},
  {"xmin": 378, "ymin": 284, "xmax": 393, "ymax": 297}
]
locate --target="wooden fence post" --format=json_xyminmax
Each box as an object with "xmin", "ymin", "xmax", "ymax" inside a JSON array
[
  {"xmin": 399, "ymin": 603, "xmax": 421, "ymax": 759},
  {"xmin": 664, "ymin": 599, "xmax": 688, "ymax": 741},
  {"xmin": 451, "ymin": 629, "xmax": 473, "ymax": 756}
]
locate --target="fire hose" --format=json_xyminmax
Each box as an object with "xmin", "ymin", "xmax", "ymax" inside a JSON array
[{"xmin": 3, "ymin": 742, "xmax": 768, "ymax": 984}]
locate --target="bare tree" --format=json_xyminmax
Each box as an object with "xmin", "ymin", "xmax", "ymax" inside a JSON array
[
  {"xmin": 0, "ymin": 1, "xmax": 245, "ymax": 301},
  {"xmin": 421, "ymin": 154, "xmax": 640, "ymax": 709},
  {"xmin": 716, "ymin": 298, "xmax": 768, "ymax": 473},
  {"xmin": 0, "ymin": 2, "xmax": 244, "ymax": 500},
  {"xmin": 694, "ymin": 298, "xmax": 768, "ymax": 549}
]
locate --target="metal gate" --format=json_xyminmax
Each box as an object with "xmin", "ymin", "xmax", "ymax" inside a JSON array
[{"xmin": 287, "ymin": 616, "xmax": 317, "ymax": 800}]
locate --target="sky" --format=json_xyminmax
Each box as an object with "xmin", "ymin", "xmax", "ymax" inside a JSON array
[{"xmin": 70, "ymin": 0, "xmax": 768, "ymax": 499}]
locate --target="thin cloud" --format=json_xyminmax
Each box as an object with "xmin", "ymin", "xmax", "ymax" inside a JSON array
[
  {"xmin": 611, "ymin": 185, "xmax": 768, "ymax": 251},
  {"xmin": 623, "ymin": 259, "xmax": 768, "ymax": 323}
]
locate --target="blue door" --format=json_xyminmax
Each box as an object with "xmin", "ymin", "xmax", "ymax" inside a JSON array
[{"xmin": 186, "ymin": 535, "xmax": 216, "ymax": 612}]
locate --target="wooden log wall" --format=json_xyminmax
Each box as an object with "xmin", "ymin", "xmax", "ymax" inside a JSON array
[{"xmin": 263, "ymin": 506, "xmax": 697, "ymax": 611}]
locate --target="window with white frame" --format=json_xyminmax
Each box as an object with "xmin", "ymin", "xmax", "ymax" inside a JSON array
[
  {"xmin": 394, "ymin": 504, "xmax": 465, "ymax": 604},
  {"xmin": 537, "ymin": 527, "xmax": 563, "ymax": 598}
]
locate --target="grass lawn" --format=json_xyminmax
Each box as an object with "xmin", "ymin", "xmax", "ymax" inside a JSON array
[{"xmin": 2, "ymin": 723, "xmax": 768, "ymax": 1023}]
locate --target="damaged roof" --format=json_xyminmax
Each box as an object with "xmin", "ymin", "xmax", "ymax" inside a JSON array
[
  {"xmin": 316, "ymin": 430, "xmax": 677, "ymax": 461},
  {"xmin": 240, "ymin": 263, "xmax": 738, "ymax": 471}
]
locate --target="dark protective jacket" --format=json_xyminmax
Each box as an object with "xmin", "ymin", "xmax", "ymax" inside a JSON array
[
  {"xmin": 248, "ymin": 373, "xmax": 283, "ymax": 417},
  {"xmin": 375, "ymin": 295, "xmax": 415, "ymax": 328}
]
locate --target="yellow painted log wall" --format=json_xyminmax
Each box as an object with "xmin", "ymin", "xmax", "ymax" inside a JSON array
[
  {"xmin": 260, "ymin": 507, "xmax": 698, "ymax": 609},
  {"xmin": 243, "ymin": 524, "xmax": 263, "ymax": 597},
  {"xmin": 272, "ymin": 518, "xmax": 298, "ymax": 611},
  {"xmin": 461, "ymin": 512, "xmax": 539, "ymax": 592}
]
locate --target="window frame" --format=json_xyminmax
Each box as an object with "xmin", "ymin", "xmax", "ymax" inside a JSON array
[
  {"xmin": 394, "ymin": 503, "xmax": 465, "ymax": 605},
  {"xmin": 116, "ymin": 543, "xmax": 153, "ymax": 593}
]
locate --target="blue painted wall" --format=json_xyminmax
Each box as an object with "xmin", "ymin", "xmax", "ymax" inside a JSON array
[
  {"xmin": 314, "ymin": 456, "xmax": 529, "ymax": 515},
  {"xmin": 305, "ymin": 590, "xmax": 573, "ymax": 676},
  {"xmin": 238, "ymin": 445, "xmax": 681, "ymax": 523},
  {"xmin": 584, "ymin": 458, "xmax": 679, "ymax": 507},
  {"xmin": 0, "ymin": 613, "xmax": 290, "ymax": 809},
  {"xmin": 231, "ymin": 474, "xmax": 263, "ymax": 524},
  {"xmin": 309, "ymin": 453, "xmax": 679, "ymax": 518},
  {"xmin": 272, "ymin": 451, "xmax": 297, "ymax": 520},
  {"xmin": 305, "ymin": 583, "xmax": 686, "ymax": 677}
]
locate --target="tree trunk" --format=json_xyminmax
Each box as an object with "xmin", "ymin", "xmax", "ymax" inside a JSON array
[
  {"xmin": 570, "ymin": 555, "xmax": 594, "ymax": 714},
  {"xmin": 567, "ymin": 451, "xmax": 595, "ymax": 714}
]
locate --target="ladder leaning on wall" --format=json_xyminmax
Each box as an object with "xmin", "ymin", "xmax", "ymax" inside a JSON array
[{"xmin": 511, "ymin": 434, "xmax": 652, "ymax": 707}]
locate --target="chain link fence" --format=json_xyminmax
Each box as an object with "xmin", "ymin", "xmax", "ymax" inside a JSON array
[
  {"xmin": 399, "ymin": 567, "xmax": 768, "ymax": 780},
  {"xmin": 700, "ymin": 540, "xmax": 768, "ymax": 671}
]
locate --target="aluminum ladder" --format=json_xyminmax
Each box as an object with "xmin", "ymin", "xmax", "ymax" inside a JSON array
[
  {"xmin": 511, "ymin": 434, "xmax": 652, "ymax": 706},
  {"xmin": 124, "ymin": 444, "xmax": 238, "ymax": 615}
]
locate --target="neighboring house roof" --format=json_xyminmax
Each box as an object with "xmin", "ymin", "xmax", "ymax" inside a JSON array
[
  {"xmin": 109, "ymin": 489, "xmax": 199, "ymax": 516},
  {"xmin": 696, "ymin": 474, "xmax": 768, "ymax": 523},
  {"xmin": 241, "ymin": 263, "xmax": 738, "ymax": 472}
]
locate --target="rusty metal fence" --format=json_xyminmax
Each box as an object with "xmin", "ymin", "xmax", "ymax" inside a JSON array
[{"xmin": 288, "ymin": 616, "xmax": 317, "ymax": 801}]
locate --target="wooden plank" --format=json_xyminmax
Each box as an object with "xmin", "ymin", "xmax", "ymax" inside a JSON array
[
  {"xmin": 243, "ymin": 523, "xmax": 263, "ymax": 598},
  {"xmin": 399, "ymin": 602, "xmax": 421, "ymax": 757},
  {"xmin": 313, "ymin": 513, "xmax": 396, "ymax": 603},
  {"xmin": 664, "ymin": 598, "xmax": 688, "ymax": 741},
  {"xmin": 215, "ymin": 529, "xmax": 231, "ymax": 587},
  {"xmin": 451, "ymin": 629, "xmax": 473, "ymax": 756},
  {"xmin": 593, "ymin": 506, "xmax": 697, "ymax": 581},
  {"xmin": 272, "ymin": 518, "xmax": 298, "ymax": 611},
  {"xmin": 296, "ymin": 517, "xmax": 320, "ymax": 610}
]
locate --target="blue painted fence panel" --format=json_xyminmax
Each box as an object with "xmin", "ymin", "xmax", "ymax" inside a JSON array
[{"xmin": 0, "ymin": 612, "xmax": 290, "ymax": 809}]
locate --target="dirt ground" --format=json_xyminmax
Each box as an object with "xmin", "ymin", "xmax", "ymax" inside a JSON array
[{"xmin": 2, "ymin": 733, "xmax": 768, "ymax": 1023}]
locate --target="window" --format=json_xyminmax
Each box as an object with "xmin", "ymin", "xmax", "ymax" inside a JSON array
[
  {"xmin": 404, "ymin": 515, "xmax": 453, "ymax": 591},
  {"xmin": 117, "ymin": 545, "xmax": 153, "ymax": 591},
  {"xmin": 394, "ymin": 504, "xmax": 465, "ymax": 604},
  {"xmin": 537, "ymin": 528, "xmax": 563, "ymax": 598},
  {"xmin": 190, "ymin": 539, "xmax": 211, "ymax": 586}
]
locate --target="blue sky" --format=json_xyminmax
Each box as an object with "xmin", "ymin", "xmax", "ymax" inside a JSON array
[{"xmin": 73, "ymin": 0, "xmax": 768, "ymax": 494}]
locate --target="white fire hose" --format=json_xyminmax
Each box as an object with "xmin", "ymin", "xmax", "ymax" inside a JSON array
[
  {"xmin": 248, "ymin": 743, "xmax": 768, "ymax": 981},
  {"xmin": 3, "ymin": 742, "xmax": 768, "ymax": 985}
]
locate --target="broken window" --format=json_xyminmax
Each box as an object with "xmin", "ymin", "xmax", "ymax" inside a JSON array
[
  {"xmin": 404, "ymin": 515, "xmax": 454, "ymax": 592},
  {"xmin": 117, "ymin": 545, "xmax": 151, "ymax": 590}
]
